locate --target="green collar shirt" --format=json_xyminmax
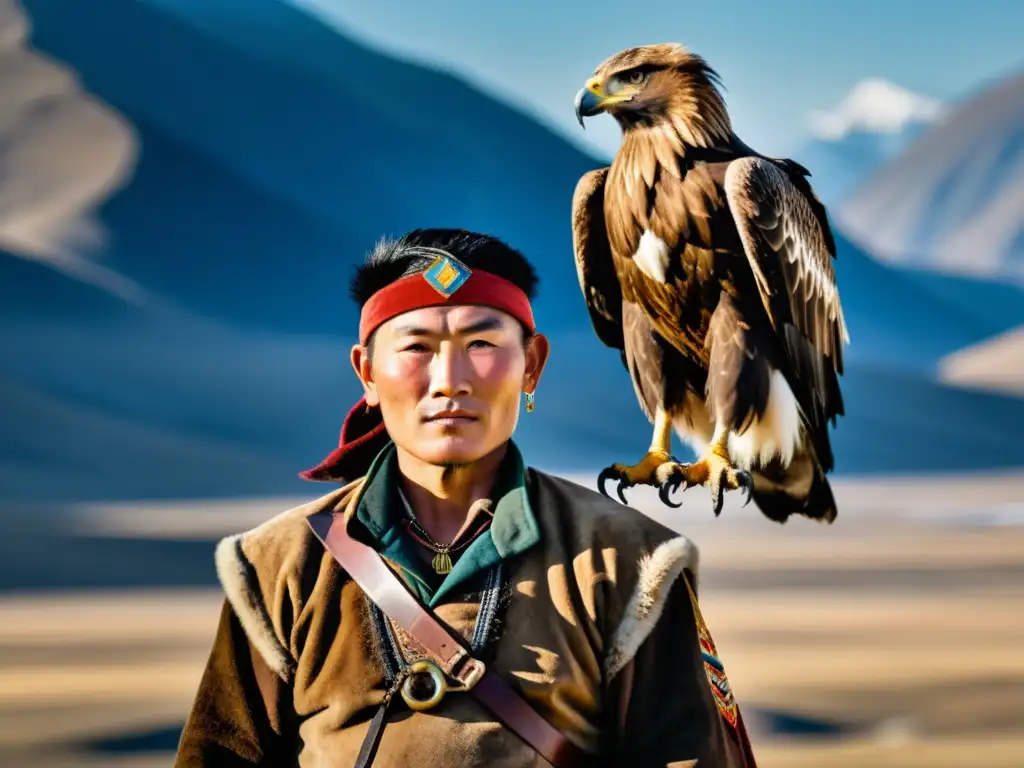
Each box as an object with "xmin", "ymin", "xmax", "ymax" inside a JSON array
[{"xmin": 352, "ymin": 440, "xmax": 541, "ymax": 607}]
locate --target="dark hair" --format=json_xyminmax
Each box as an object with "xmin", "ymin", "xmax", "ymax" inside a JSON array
[
  {"xmin": 352, "ymin": 228, "xmax": 540, "ymax": 353},
  {"xmin": 351, "ymin": 228, "xmax": 539, "ymax": 304}
]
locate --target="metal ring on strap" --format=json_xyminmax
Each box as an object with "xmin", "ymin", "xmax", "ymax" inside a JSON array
[
  {"xmin": 400, "ymin": 659, "xmax": 449, "ymax": 711},
  {"xmin": 399, "ymin": 657, "xmax": 487, "ymax": 711}
]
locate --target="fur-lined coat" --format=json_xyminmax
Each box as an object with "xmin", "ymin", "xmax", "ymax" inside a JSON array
[{"xmin": 174, "ymin": 460, "xmax": 756, "ymax": 767}]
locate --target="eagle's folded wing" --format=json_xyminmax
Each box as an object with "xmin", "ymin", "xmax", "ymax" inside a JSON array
[
  {"xmin": 725, "ymin": 157, "xmax": 849, "ymax": 366},
  {"xmin": 571, "ymin": 167, "xmax": 625, "ymax": 351},
  {"xmin": 724, "ymin": 156, "xmax": 849, "ymax": 449}
]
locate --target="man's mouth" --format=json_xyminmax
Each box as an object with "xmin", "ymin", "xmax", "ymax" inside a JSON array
[{"xmin": 422, "ymin": 410, "xmax": 478, "ymax": 424}]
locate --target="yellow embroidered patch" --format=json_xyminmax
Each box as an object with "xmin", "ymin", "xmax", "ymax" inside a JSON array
[{"xmin": 435, "ymin": 261, "xmax": 459, "ymax": 288}]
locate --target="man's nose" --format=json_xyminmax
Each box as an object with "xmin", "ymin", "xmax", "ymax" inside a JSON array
[{"xmin": 429, "ymin": 344, "xmax": 472, "ymax": 397}]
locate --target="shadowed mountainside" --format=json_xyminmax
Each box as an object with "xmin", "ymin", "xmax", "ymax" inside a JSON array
[{"xmin": 837, "ymin": 72, "xmax": 1024, "ymax": 285}]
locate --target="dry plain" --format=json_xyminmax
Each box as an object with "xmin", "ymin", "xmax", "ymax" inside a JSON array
[{"xmin": 2, "ymin": 471, "xmax": 1023, "ymax": 767}]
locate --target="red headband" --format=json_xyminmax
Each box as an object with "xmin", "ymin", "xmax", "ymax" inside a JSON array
[{"xmin": 358, "ymin": 252, "xmax": 535, "ymax": 345}]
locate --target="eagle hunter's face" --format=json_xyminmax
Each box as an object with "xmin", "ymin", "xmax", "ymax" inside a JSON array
[
  {"xmin": 354, "ymin": 305, "xmax": 550, "ymax": 467},
  {"xmin": 574, "ymin": 43, "xmax": 697, "ymax": 127}
]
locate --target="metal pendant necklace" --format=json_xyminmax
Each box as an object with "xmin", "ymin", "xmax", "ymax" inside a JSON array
[{"xmin": 397, "ymin": 488, "xmax": 492, "ymax": 575}]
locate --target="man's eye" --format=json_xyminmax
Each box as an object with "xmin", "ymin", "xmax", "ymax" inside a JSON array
[
  {"xmin": 468, "ymin": 339, "xmax": 495, "ymax": 349},
  {"xmin": 401, "ymin": 343, "xmax": 429, "ymax": 353}
]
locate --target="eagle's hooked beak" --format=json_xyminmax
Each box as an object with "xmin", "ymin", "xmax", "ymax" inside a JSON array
[{"xmin": 575, "ymin": 78, "xmax": 608, "ymax": 128}]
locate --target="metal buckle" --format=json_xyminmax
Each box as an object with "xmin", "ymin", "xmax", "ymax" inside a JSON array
[
  {"xmin": 399, "ymin": 658, "xmax": 487, "ymax": 711},
  {"xmin": 449, "ymin": 658, "xmax": 486, "ymax": 693}
]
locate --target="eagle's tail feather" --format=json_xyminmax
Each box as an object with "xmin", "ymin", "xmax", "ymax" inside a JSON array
[{"xmin": 749, "ymin": 439, "xmax": 838, "ymax": 524}]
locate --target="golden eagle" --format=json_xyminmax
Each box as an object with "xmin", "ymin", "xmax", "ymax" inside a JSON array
[{"xmin": 571, "ymin": 43, "xmax": 849, "ymax": 522}]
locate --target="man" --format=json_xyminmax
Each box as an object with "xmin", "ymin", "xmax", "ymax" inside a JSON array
[{"xmin": 175, "ymin": 228, "xmax": 757, "ymax": 767}]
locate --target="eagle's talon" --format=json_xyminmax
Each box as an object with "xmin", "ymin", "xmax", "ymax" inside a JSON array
[
  {"xmin": 597, "ymin": 452, "xmax": 682, "ymax": 506},
  {"xmin": 736, "ymin": 470, "xmax": 754, "ymax": 506},
  {"xmin": 596, "ymin": 469, "xmax": 611, "ymax": 499},
  {"xmin": 710, "ymin": 470, "xmax": 728, "ymax": 516},
  {"xmin": 597, "ymin": 466, "xmax": 632, "ymax": 505},
  {"xmin": 658, "ymin": 476, "xmax": 683, "ymax": 508}
]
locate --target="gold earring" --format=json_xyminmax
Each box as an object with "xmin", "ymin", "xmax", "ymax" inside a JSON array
[{"xmin": 524, "ymin": 391, "xmax": 535, "ymax": 412}]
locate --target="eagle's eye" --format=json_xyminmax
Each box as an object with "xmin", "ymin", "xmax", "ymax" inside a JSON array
[{"xmin": 608, "ymin": 68, "xmax": 651, "ymax": 96}]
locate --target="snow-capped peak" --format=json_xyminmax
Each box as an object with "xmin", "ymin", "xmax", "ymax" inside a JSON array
[{"xmin": 808, "ymin": 78, "xmax": 944, "ymax": 140}]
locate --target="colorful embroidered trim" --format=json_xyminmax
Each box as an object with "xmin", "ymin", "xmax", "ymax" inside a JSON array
[{"xmin": 685, "ymin": 575, "xmax": 739, "ymax": 730}]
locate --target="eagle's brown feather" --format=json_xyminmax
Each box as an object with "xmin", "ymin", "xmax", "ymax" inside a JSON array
[
  {"xmin": 571, "ymin": 167, "xmax": 624, "ymax": 351},
  {"xmin": 606, "ymin": 147, "xmax": 726, "ymax": 364},
  {"xmin": 725, "ymin": 157, "xmax": 850, "ymax": 368}
]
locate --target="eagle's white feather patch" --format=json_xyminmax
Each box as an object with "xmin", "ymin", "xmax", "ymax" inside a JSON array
[
  {"xmin": 729, "ymin": 369, "xmax": 802, "ymax": 470},
  {"xmin": 633, "ymin": 229, "xmax": 670, "ymax": 282},
  {"xmin": 604, "ymin": 536, "xmax": 699, "ymax": 680},
  {"xmin": 672, "ymin": 390, "xmax": 714, "ymax": 456}
]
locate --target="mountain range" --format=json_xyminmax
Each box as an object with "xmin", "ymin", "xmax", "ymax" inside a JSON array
[
  {"xmin": 836, "ymin": 72, "xmax": 1024, "ymax": 286},
  {"xmin": 3, "ymin": 0, "xmax": 1024, "ymax": 503}
]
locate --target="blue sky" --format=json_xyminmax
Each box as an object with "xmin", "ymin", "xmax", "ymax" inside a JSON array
[{"xmin": 291, "ymin": 0, "xmax": 1022, "ymax": 159}]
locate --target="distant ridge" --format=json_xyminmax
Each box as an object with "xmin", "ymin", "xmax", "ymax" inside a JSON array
[
  {"xmin": 838, "ymin": 71, "xmax": 1024, "ymax": 285},
  {"xmin": 939, "ymin": 325, "xmax": 1024, "ymax": 398}
]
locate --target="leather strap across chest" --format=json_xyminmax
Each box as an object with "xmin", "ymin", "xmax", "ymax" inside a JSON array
[{"xmin": 307, "ymin": 508, "xmax": 586, "ymax": 768}]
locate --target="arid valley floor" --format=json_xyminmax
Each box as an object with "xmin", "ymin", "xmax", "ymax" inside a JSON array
[{"xmin": 2, "ymin": 472, "xmax": 1023, "ymax": 767}]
